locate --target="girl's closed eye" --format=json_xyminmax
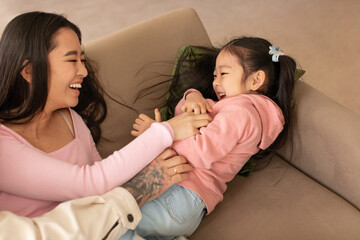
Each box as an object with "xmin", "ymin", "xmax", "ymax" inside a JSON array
[{"xmin": 221, "ymin": 72, "xmax": 228, "ymax": 76}]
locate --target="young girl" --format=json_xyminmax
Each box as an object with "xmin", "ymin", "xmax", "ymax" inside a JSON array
[
  {"xmin": 127, "ymin": 37, "xmax": 297, "ymax": 240},
  {"xmin": 0, "ymin": 11, "xmax": 212, "ymax": 219}
]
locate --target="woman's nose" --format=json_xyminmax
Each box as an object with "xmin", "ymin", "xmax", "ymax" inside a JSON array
[{"xmin": 78, "ymin": 61, "xmax": 88, "ymax": 77}]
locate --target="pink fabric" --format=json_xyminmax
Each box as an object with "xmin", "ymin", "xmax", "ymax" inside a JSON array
[
  {"xmin": 0, "ymin": 108, "xmax": 173, "ymax": 217},
  {"xmin": 172, "ymin": 90, "xmax": 284, "ymax": 213}
]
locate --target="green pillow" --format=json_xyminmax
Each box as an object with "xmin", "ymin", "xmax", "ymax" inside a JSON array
[
  {"xmin": 161, "ymin": 45, "xmax": 305, "ymax": 177},
  {"xmin": 160, "ymin": 45, "xmax": 216, "ymax": 121}
]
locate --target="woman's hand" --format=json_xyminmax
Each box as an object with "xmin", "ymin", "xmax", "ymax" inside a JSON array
[
  {"xmin": 181, "ymin": 92, "xmax": 212, "ymax": 114},
  {"xmin": 123, "ymin": 149, "xmax": 192, "ymax": 207},
  {"xmin": 167, "ymin": 112, "xmax": 212, "ymax": 141},
  {"xmin": 131, "ymin": 108, "xmax": 161, "ymax": 137}
]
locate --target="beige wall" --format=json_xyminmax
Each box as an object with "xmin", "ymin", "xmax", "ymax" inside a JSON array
[{"xmin": 1, "ymin": 0, "xmax": 359, "ymax": 115}]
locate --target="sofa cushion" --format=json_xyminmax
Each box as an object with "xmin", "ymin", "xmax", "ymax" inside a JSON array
[{"xmin": 190, "ymin": 155, "xmax": 360, "ymax": 240}]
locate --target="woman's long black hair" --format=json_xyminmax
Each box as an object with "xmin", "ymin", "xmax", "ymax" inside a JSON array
[{"xmin": 0, "ymin": 11, "xmax": 106, "ymax": 143}]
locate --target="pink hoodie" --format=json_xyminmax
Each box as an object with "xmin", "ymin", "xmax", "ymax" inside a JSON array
[{"xmin": 172, "ymin": 90, "xmax": 284, "ymax": 213}]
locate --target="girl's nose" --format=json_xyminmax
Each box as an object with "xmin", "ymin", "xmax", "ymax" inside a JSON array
[{"xmin": 213, "ymin": 78, "xmax": 219, "ymax": 86}]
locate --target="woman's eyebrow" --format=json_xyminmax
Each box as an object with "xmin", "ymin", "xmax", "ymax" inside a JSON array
[{"xmin": 64, "ymin": 50, "xmax": 85, "ymax": 56}]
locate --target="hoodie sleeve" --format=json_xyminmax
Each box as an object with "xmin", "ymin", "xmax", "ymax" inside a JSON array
[{"xmin": 172, "ymin": 100, "xmax": 262, "ymax": 169}]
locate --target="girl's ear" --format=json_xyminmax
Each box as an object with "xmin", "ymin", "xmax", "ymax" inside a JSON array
[
  {"xmin": 20, "ymin": 60, "xmax": 32, "ymax": 83},
  {"xmin": 250, "ymin": 70, "xmax": 265, "ymax": 91}
]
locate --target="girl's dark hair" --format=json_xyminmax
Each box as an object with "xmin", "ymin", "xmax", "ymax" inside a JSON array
[
  {"xmin": 167, "ymin": 37, "xmax": 296, "ymax": 158},
  {"xmin": 164, "ymin": 47, "xmax": 220, "ymax": 118},
  {"xmin": 222, "ymin": 37, "xmax": 296, "ymax": 157},
  {"xmin": 0, "ymin": 11, "xmax": 107, "ymax": 143}
]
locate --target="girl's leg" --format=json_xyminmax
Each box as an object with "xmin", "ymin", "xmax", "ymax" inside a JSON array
[
  {"xmin": 118, "ymin": 229, "xmax": 135, "ymax": 240},
  {"xmin": 135, "ymin": 184, "xmax": 206, "ymax": 239}
]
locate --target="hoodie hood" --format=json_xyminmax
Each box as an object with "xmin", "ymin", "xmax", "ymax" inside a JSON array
[
  {"xmin": 241, "ymin": 94, "xmax": 285, "ymax": 149},
  {"xmin": 214, "ymin": 94, "xmax": 285, "ymax": 150}
]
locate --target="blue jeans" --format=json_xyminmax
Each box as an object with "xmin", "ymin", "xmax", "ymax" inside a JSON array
[{"xmin": 119, "ymin": 184, "xmax": 206, "ymax": 240}]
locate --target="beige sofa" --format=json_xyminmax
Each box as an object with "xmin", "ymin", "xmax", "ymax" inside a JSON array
[{"xmin": 85, "ymin": 8, "xmax": 360, "ymax": 240}]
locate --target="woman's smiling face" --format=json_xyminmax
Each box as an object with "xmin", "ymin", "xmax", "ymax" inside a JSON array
[{"xmin": 45, "ymin": 27, "xmax": 88, "ymax": 111}]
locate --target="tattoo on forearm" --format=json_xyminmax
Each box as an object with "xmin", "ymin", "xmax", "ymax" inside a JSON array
[{"xmin": 123, "ymin": 160, "xmax": 167, "ymax": 207}]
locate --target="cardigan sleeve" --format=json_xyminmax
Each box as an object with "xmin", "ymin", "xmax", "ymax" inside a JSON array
[
  {"xmin": 0, "ymin": 122, "xmax": 173, "ymax": 202},
  {"xmin": 0, "ymin": 187, "xmax": 141, "ymax": 240}
]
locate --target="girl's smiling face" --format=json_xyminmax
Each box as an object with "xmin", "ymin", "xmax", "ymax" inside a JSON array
[
  {"xmin": 212, "ymin": 50, "xmax": 253, "ymax": 100},
  {"xmin": 46, "ymin": 27, "xmax": 88, "ymax": 111}
]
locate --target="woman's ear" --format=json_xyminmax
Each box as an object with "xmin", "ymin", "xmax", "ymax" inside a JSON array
[
  {"xmin": 250, "ymin": 70, "xmax": 266, "ymax": 91},
  {"xmin": 20, "ymin": 60, "xmax": 32, "ymax": 83}
]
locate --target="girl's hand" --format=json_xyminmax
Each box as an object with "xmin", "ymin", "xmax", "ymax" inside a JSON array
[
  {"xmin": 181, "ymin": 92, "xmax": 212, "ymax": 114},
  {"xmin": 131, "ymin": 108, "xmax": 161, "ymax": 137},
  {"xmin": 123, "ymin": 148, "xmax": 193, "ymax": 207},
  {"xmin": 167, "ymin": 112, "xmax": 212, "ymax": 141}
]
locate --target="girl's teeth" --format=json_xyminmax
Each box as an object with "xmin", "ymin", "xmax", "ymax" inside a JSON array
[{"xmin": 70, "ymin": 83, "xmax": 82, "ymax": 89}]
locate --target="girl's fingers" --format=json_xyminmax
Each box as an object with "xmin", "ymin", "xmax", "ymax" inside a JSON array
[
  {"xmin": 200, "ymin": 104, "xmax": 207, "ymax": 114},
  {"xmin": 138, "ymin": 114, "xmax": 152, "ymax": 121},
  {"xmin": 135, "ymin": 118, "xmax": 143, "ymax": 125},
  {"xmin": 206, "ymin": 103, "xmax": 213, "ymax": 113},
  {"xmin": 130, "ymin": 130, "xmax": 139, "ymax": 136},
  {"xmin": 132, "ymin": 123, "xmax": 140, "ymax": 130},
  {"xmin": 154, "ymin": 108, "xmax": 161, "ymax": 122},
  {"xmin": 193, "ymin": 105, "xmax": 201, "ymax": 115},
  {"xmin": 180, "ymin": 105, "xmax": 186, "ymax": 113}
]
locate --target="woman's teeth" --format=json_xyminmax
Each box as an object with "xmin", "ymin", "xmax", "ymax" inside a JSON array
[{"xmin": 70, "ymin": 83, "xmax": 82, "ymax": 89}]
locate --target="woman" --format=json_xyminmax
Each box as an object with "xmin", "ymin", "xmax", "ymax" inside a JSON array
[{"xmin": 0, "ymin": 11, "xmax": 211, "ymax": 218}]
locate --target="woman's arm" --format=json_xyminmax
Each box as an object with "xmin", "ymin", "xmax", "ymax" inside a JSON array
[
  {"xmin": 0, "ymin": 122, "xmax": 173, "ymax": 201},
  {"xmin": 0, "ymin": 148, "xmax": 192, "ymax": 240}
]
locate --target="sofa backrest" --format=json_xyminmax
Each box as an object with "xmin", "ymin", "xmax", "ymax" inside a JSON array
[
  {"xmin": 278, "ymin": 80, "xmax": 360, "ymax": 210},
  {"xmin": 84, "ymin": 8, "xmax": 212, "ymax": 158}
]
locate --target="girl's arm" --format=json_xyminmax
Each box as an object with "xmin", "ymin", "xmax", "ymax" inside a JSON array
[
  {"xmin": 0, "ymin": 122, "xmax": 173, "ymax": 202},
  {"xmin": 180, "ymin": 89, "xmax": 212, "ymax": 114}
]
